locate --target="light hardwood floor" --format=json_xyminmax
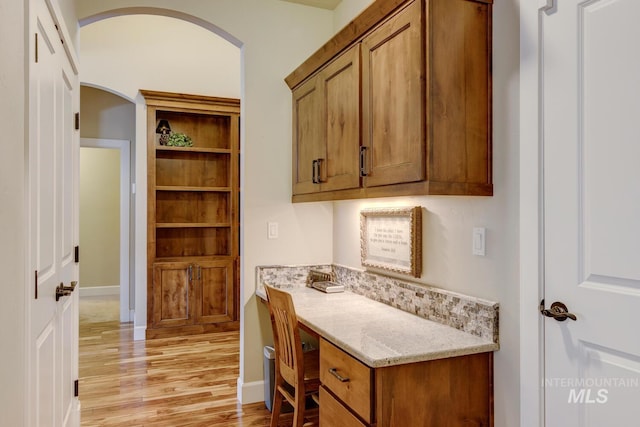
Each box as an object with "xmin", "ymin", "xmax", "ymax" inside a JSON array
[{"xmin": 79, "ymin": 320, "xmax": 274, "ymax": 426}]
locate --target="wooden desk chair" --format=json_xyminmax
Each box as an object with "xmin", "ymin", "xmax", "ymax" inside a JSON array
[{"xmin": 265, "ymin": 286, "xmax": 320, "ymax": 427}]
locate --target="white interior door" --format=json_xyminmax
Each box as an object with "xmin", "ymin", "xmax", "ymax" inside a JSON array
[
  {"xmin": 542, "ymin": 0, "xmax": 640, "ymax": 424},
  {"xmin": 28, "ymin": 0, "xmax": 79, "ymax": 425}
]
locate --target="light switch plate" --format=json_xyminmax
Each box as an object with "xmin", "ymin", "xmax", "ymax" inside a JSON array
[
  {"xmin": 473, "ymin": 227, "xmax": 486, "ymax": 256},
  {"xmin": 268, "ymin": 222, "xmax": 279, "ymax": 239}
]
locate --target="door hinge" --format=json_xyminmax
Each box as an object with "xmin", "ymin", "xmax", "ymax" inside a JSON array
[
  {"xmin": 74, "ymin": 379, "xmax": 79, "ymax": 397},
  {"xmin": 75, "ymin": 112, "xmax": 80, "ymax": 130},
  {"xmin": 35, "ymin": 33, "xmax": 38, "ymax": 63},
  {"xmin": 74, "ymin": 246, "xmax": 80, "ymax": 263},
  {"xmin": 34, "ymin": 270, "xmax": 38, "ymax": 299}
]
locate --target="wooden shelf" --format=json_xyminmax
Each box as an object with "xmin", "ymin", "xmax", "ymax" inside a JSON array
[
  {"xmin": 156, "ymin": 146, "xmax": 231, "ymax": 154},
  {"xmin": 156, "ymin": 186, "xmax": 232, "ymax": 192},
  {"xmin": 156, "ymin": 223, "xmax": 231, "ymax": 228},
  {"xmin": 154, "ymin": 255, "xmax": 235, "ymax": 263}
]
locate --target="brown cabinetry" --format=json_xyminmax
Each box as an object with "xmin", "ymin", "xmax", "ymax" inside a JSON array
[
  {"xmin": 142, "ymin": 90, "xmax": 240, "ymax": 338},
  {"xmin": 151, "ymin": 260, "xmax": 236, "ymax": 330},
  {"xmin": 361, "ymin": 0, "xmax": 424, "ymax": 188},
  {"xmin": 319, "ymin": 338, "xmax": 493, "ymax": 426},
  {"xmin": 287, "ymin": 0, "xmax": 493, "ymax": 202},
  {"xmin": 195, "ymin": 260, "xmax": 235, "ymax": 324},
  {"xmin": 292, "ymin": 44, "xmax": 361, "ymax": 195},
  {"xmin": 152, "ymin": 262, "xmax": 194, "ymax": 329}
]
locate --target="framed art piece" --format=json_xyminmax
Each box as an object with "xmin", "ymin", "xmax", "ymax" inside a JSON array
[{"xmin": 360, "ymin": 206, "xmax": 422, "ymax": 277}]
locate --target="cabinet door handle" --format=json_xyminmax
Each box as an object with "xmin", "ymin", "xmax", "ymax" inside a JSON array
[
  {"xmin": 328, "ymin": 368, "xmax": 350, "ymax": 382},
  {"xmin": 359, "ymin": 146, "xmax": 368, "ymax": 177},
  {"xmin": 197, "ymin": 266, "xmax": 202, "ymax": 280},
  {"xmin": 188, "ymin": 265, "xmax": 193, "ymax": 282},
  {"xmin": 316, "ymin": 158, "xmax": 324, "ymax": 183},
  {"xmin": 312, "ymin": 159, "xmax": 319, "ymax": 184}
]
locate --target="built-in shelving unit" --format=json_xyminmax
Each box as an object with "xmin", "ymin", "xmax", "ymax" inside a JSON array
[{"xmin": 142, "ymin": 90, "xmax": 240, "ymax": 338}]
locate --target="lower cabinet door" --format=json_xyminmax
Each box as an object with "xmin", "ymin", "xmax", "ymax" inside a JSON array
[
  {"xmin": 152, "ymin": 261, "xmax": 195, "ymax": 328},
  {"xmin": 195, "ymin": 259, "xmax": 236, "ymax": 324},
  {"xmin": 320, "ymin": 386, "xmax": 367, "ymax": 427}
]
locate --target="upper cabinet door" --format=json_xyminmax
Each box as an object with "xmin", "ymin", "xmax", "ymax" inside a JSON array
[
  {"xmin": 361, "ymin": 0, "xmax": 424, "ymax": 188},
  {"xmin": 292, "ymin": 76, "xmax": 323, "ymax": 195},
  {"xmin": 292, "ymin": 45, "xmax": 361, "ymax": 196},
  {"xmin": 318, "ymin": 44, "xmax": 361, "ymax": 193}
]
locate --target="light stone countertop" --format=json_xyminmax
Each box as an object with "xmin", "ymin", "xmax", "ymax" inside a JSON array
[{"xmin": 257, "ymin": 287, "xmax": 498, "ymax": 368}]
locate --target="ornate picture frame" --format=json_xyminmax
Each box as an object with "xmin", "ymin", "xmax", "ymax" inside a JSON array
[{"xmin": 360, "ymin": 206, "xmax": 422, "ymax": 278}]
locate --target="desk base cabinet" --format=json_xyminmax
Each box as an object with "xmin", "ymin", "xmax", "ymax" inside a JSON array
[{"xmin": 319, "ymin": 338, "xmax": 493, "ymax": 427}]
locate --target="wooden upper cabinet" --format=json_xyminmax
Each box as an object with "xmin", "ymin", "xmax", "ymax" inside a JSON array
[
  {"xmin": 292, "ymin": 44, "xmax": 361, "ymax": 195},
  {"xmin": 362, "ymin": 0, "xmax": 424, "ymax": 188},
  {"xmin": 292, "ymin": 77, "xmax": 323, "ymax": 195},
  {"xmin": 427, "ymin": 0, "xmax": 492, "ymax": 195},
  {"xmin": 320, "ymin": 44, "xmax": 361, "ymax": 192},
  {"xmin": 287, "ymin": 0, "xmax": 493, "ymax": 202}
]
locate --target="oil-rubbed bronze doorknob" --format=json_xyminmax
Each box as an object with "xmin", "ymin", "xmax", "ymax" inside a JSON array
[
  {"xmin": 55, "ymin": 283, "xmax": 72, "ymax": 301},
  {"xmin": 540, "ymin": 300, "xmax": 577, "ymax": 321},
  {"xmin": 62, "ymin": 281, "xmax": 77, "ymax": 292}
]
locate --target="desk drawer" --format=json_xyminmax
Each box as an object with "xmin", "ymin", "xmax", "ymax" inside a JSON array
[
  {"xmin": 320, "ymin": 338, "xmax": 373, "ymax": 423},
  {"xmin": 320, "ymin": 386, "xmax": 367, "ymax": 427}
]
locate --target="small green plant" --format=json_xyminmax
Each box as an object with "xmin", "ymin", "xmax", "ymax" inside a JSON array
[{"xmin": 166, "ymin": 132, "xmax": 193, "ymax": 147}]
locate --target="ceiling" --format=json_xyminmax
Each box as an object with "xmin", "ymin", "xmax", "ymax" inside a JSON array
[{"xmin": 281, "ymin": 0, "xmax": 342, "ymax": 10}]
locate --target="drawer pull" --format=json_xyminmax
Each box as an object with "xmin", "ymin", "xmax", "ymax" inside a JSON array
[{"xmin": 328, "ymin": 368, "xmax": 350, "ymax": 382}]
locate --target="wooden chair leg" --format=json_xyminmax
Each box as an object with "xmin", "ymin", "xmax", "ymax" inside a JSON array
[
  {"xmin": 270, "ymin": 387, "xmax": 283, "ymax": 427},
  {"xmin": 293, "ymin": 389, "xmax": 306, "ymax": 427}
]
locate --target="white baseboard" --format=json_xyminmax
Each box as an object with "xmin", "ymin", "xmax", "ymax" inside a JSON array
[
  {"xmin": 237, "ymin": 377, "xmax": 265, "ymax": 404},
  {"xmin": 133, "ymin": 325, "xmax": 146, "ymax": 341},
  {"xmin": 79, "ymin": 285, "xmax": 119, "ymax": 297}
]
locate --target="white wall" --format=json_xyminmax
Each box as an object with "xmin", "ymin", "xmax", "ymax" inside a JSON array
[
  {"xmin": 79, "ymin": 148, "xmax": 121, "ymax": 288},
  {"xmin": 76, "ymin": 0, "xmax": 335, "ymax": 399},
  {"xmin": 81, "ymin": 86, "xmax": 136, "ymax": 140},
  {"xmin": 0, "ymin": 0, "xmax": 26, "ymax": 424},
  {"xmin": 80, "ymin": 15, "xmax": 241, "ymax": 100}
]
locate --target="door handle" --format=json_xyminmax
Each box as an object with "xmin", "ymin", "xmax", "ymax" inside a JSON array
[
  {"xmin": 539, "ymin": 299, "xmax": 577, "ymax": 321},
  {"xmin": 359, "ymin": 146, "xmax": 368, "ymax": 177},
  {"xmin": 312, "ymin": 160, "xmax": 319, "ymax": 184},
  {"xmin": 316, "ymin": 158, "xmax": 325, "ymax": 183},
  {"xmin": 62, "ymin": 281, "xmax": 77, "ymax": 292},
  {"xmin": 55, "ymin": 283, "xmax": 72, "ymax": 301}
]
